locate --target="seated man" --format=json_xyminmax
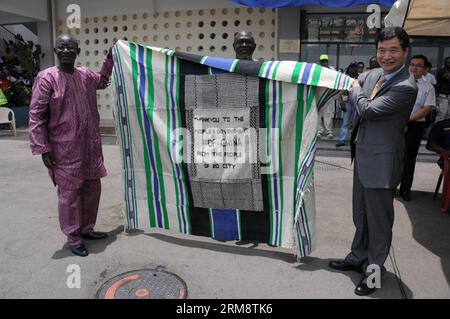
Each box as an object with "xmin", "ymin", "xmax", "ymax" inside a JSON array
[{"xmin": 427, "ymin": 118, "xmax": 450, "ymax": 213}]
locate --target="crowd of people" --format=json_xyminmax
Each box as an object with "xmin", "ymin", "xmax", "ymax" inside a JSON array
[{"xmin": 0, "ymin": 35, "xmax": 37, "ymax": 108}]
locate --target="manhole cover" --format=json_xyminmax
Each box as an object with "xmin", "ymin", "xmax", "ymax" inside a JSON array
[{"xmin": 96, "ymin": 268, "xmax": 188, "ymax": 299}]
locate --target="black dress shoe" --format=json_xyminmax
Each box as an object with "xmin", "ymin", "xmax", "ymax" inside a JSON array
[
  {"xmin": 70, "ymin": 244, "xmax": 89, "ymax": 257},
  {"xmin": 82, "ymin": 231, "xmax": 108, "ymax": 240},
  {"xmin": 355, "ymin": 276, "xmax": 377, "ymax": 296},
  {"xmin": 328, "ymin": 260, "xmax": 363, "ymax": 273}
]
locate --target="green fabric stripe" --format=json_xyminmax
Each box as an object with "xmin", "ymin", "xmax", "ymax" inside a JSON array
[
  {"xmin": 130, "ymin": 43, "xmax": 156, "ymax": 227},
  {"xmin": 271, "ymin": 62, "xmax": 281, "ymax": 80},
  {"xmin": 230, "ymin": 60, "xmax": 239, "ymax": 72},
  {"xmin": 293, "ymin": 84, "xmax": 304, "ymax": 237},
  {"xmin": 259, "ymin": 62, "xmax": 267, "ymax": 77},
  {"xmin": 209, "ymin": 209, "xmax": 215, "ymax": 238},
  {"xmin": 164, "ymin": 54, "xmax": 182, "ymax": 232},
  {"xmin": 310, "ymin": 64, "xmax": 323, "ymax": 86},
  {"xmin": 200, "ymin": 56, "xmax": 207, "ymax": 64},
  {"xmin": 333, "ymin": 73, "xmax": 339, "ymax": 90},
  {"xmin": 291, "ymin": 62, "xmax": 303, "ymax": 83},
  {"xmin": 146, "ymin": 48, "xmax": 170, "ymax": 229},
  {"xmin": 277, "ymin": 81, "xmax": 284, "ymax": 246},
  {"xmin": 265, "ymin": 80, "xmax": 274, "ymax": 242},
  {"xmin": 117, "ymin": 45, "xmax": 139, "ymax": 228}
]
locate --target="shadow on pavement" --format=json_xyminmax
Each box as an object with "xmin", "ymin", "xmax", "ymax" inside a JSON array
[
  {"xmin": 295, "ymin": 256, "xmax": 414, "ymax": 299},
  {"xmin": 401, "ymin": 190, "xmax": 450, "ymax": 287},
  {"xmin": 145, "ymin": 233, "xmax": 298, "ymax": 264},
  {"xmin": 51, "ymin": 225, "xmax": 124, "ymax": 259}
]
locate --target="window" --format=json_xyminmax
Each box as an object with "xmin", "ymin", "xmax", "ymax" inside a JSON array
[{"xmin": 302, "ymin": 13, "xmax": 386, "ymax": 43}]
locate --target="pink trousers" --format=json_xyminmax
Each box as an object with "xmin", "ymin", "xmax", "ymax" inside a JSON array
[{"xmin": 57, "ymin": 179, "xmax": 101, "ymax": 246}]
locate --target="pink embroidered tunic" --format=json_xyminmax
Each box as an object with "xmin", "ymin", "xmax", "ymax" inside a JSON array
[{"xmin": 29, "ymin": 59, "xmax": 113, "ymax": 189}]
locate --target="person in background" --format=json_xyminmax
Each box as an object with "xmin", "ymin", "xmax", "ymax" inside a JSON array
[
  {"xmin": 336, "ymin": 62, "xmax": 359, "ymax": 147},
  {"xmin": 426, "ymin": 118, "xmax": 450, "ymax": 213},
  {"xmin": 357, "ymin": 61, "xmax": 365, "ymax": 75},
  {"xmin": 398, "ymin": 55, "xmax": 436, "ymax": 201},
  {"xmin": 424, "ymin": 61, "xmax": 437, "ymax": 85},
  {"xmin": 435, "ymin": 57, "xmax": 450, "ymax": 122},
  {"xmin": 0, "ymin": 87, "xmax": 7, "ymax": 106},
  {"xmin": 317, "ymin": 54, "xmax": 336, "ymax": 139}
]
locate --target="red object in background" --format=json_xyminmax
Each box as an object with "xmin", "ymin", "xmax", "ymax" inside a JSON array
[{"xmin": 0, "ymin": 78, "xmax": 10, "ymax": 91}]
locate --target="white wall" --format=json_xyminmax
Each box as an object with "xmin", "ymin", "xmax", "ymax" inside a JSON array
[
  {"xmin": 0, "ymin": 0, "xmax": 48, "ymax": 21},
  {"xmin": 55, "ymin": 0, "xmax": 237, "ymax": 19}
]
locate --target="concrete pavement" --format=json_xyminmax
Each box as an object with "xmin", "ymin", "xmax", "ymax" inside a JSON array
[{"xmin": 0, "ymin": 133, "xmax": 449, "ymax": 299}]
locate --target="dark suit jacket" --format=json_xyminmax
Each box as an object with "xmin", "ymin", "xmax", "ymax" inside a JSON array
[{"xmin": 350, "ymin": 66, "xmax": 418, "ymax": 189}]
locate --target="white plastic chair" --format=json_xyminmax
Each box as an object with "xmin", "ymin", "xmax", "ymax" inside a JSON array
[{"xmin": 0, "ymin": 107, "xmax": 17, "ymax": 136}]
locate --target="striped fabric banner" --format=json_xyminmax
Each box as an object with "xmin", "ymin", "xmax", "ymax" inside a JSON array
[{"xmin": 112, "ymin": 40, "xmax": 352, "ymax": 258}]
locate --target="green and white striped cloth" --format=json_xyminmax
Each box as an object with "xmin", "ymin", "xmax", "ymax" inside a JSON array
[{"xmin": 112, "ymin": 40, "xmax": 352, "ymax": 258}]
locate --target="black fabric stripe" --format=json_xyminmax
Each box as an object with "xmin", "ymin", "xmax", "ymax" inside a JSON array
[
  {"xmin": 239, "ymin": 78, "xmax": 270, "ymax": 243},
  {"xmin": 234, "ymin": 60, "xmax": 264, "ymax": 77},
  {"xmin": 178, "ymin": 60, "xmax": 211, "ymax": 237},
  {"xmin": 177, "ymin": 53, "xmax": 209, "ymax": 75}
]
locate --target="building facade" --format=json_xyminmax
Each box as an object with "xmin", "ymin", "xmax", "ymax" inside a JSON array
[{"xmin": 1, "ymin": 0, "xmax": 449, "ymax": 125}]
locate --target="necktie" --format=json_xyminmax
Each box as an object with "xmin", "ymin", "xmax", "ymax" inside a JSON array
[{"xmin": 370, "ymin": 75, "xmax": 385, "ymax": 100}]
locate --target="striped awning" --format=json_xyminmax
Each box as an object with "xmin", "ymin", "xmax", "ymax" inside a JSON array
[{"xmin": 385, "ymin": 0, "xmax": 450, "ymax": 36}]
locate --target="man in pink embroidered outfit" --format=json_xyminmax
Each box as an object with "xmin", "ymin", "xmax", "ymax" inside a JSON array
[{"xmin": 29, "ymin": 34, "xmax": 114, "ymax": 257}]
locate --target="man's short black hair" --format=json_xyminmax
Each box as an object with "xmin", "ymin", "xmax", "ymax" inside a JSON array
[
  {"xmin": 410, "ymin": 54, "xmax": 429, "ymax": 67},
  {"xmin": 376, "ymin": 27, "xmax": 410, "ymax": 50},
  {"xmin": 357, "ymin": 61, "xmax": 365, "ymax": 67}
]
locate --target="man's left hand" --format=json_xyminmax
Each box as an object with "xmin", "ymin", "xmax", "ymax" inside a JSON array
[{"xmin": 107, "ymin": 40, "xmax": 118, "ymax": 59}]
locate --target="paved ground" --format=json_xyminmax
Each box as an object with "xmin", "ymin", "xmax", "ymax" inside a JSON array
[{"xmin": 0, "ymin": 131, "xmax": 449, "ymax": 299}]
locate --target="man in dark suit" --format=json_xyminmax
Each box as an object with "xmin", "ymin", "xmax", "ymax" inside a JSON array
[{"xmin": 328, "ymin": 27, "xmax": 418, "ymax": 296}]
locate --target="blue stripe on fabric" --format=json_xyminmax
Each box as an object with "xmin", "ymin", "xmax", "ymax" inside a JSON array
[
  {"xmin": 271, "ymin": 80, "xmax": 279, "ymax": 244},
  {"xmin": 265, "ymin": 61, "xmax": 274, "ymax": 78},
  {"xmin": 138, "ymin": 45, "xmax": 163, "ymax": 228},
  {"xmin": 203, "ymin": 57, "xmax": 236, "ymax": 72},
  {"xmin": 300, "ymin": 63, "xmax": 313, "ymax": 85},
  {"xmin": 169, "ymin": 55, "xmax": 187, "ymax": 234},
  {"xmin": 211, "ymin": 209, "xmax": 239, "ymax": 240}
]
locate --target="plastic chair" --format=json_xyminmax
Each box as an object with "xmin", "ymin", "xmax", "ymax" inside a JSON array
[
  {"xmin": 0, "ymin": 107, "xmax": 16, "ymax": 136},
  {"xmin": 433, "ymin": 157, "xmax": 450, "ymax": 213}
]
